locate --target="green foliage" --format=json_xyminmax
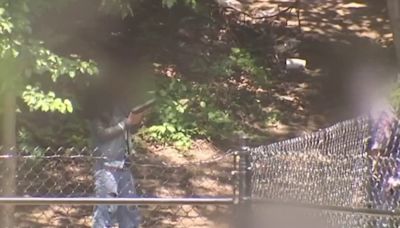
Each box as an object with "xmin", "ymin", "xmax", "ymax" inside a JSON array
[
  {"xmin": 229, "ymin": 48, "xmax": 266, "ymax": 79},
  {"xmin": 99, "ymin": 0, "xmax": 197, "ymax": 18},
  {"xmin": 143, "ymin": 46, "xmax": 273, "ymax": 150},
  {"xmin": 18, "ymin": 128, "xmax": 47, "ymax": 157},
  {"xmin": 391, "ymin": 86, "xmax": 400, "ymax": 112},
  {"xmin": 22, "ymin": 86, "xmax": 73, "ymax": 113},
  {"xmin": 30, "ymin": 44, "xmax": 98, "ymax": 81},
  {"xmin": 18, "ymin": 111, "xmax": 90, "ymax": 149},
  {"xmin": 100, "ymin": 0, "xmax": 135, "ymax": 18},
  {"xmin": 162, "ymin": 0, "xmax": 197, "ymax": 8},
  {"xmin": 0, "ymin": 0, "xmax": 275, "ymax": 152},
  {"xmin": 199, "ymin": 48, "xmax": 267, "ymax": 83},
  {"xmin": 0, "ymin": 1, "xmax": 97, "ymax": 114},
  {"xmin": 143, "ymin": 79, "xmax": 235, "ymax": 150}
]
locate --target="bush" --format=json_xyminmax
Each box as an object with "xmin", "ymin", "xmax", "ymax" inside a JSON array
[
  {"xmin": 141, "ymin": 46, "xmax": 275, "ymax": 150},
  {"xmin": 142, "ymin": 78, "xmax": 235, "ymax": 150}
]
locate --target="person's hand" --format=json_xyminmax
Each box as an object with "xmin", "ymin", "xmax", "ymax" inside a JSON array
[
  {"xmin": 126, "ymin": 111, "xmax": 144, "ymax": 126},
  {"xmin": 385, "ymin": 177, "xmax": 400, "ymax": 195}
]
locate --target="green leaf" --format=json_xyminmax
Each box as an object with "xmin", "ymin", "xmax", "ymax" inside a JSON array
[
  {"xmin": 231, "ymin": 47, "xmax": 240, "ymax": 54},
  {"xmin": 166, "ymin": 124, "xmax": 176, "ymax": 133},
  {"xmin": 68, "ymin": 71, "xmax": 76, "ymax": 78},
  {"xmin": 162, "ymin": 0, "xmax": 177, "ymax": 8},
  {"xmin": 87, "ymin": 68, "xmax": 93, "ymax": 75},
  {"xmin": 64, "ymin": 99, "xmax": 73, "ymax": 113},
  {"xmin": 11, "ymin": 49, "xmax": 19, "ymax": 57},
  {"xmin": 41, "ymin": 103, "xmax": 49, "ymax": 112}
]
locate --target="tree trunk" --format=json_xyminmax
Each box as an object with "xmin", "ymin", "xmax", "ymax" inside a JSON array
[
  {"xmin": 0, "ymin": 88, "xmax": 17, "ymax": 228},
  {"xmin": 387, "ymin": 0, "xmax": 400, "ymax": 72}
]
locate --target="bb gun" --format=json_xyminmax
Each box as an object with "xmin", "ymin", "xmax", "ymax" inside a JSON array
[{"xmin": 130, "ymin": 98, "xmax": 156, "ymax": 114}]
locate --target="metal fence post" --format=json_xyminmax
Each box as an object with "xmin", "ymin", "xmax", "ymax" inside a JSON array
[{"xmin": 234, "ymin": 136, "xmax": 252, "ymax": 228}]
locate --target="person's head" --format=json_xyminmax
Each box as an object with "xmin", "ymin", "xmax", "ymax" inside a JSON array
[
  {"xmin": 348, "ymin": 62, "xmax": 396, "ymax": 114},
  {"xmin": 82, "ymin": 64, "xmax": 130, "ymax": 119},
  {"xmin": 82, "ymin": 80, "xmax": 113, "ymax": 120}
]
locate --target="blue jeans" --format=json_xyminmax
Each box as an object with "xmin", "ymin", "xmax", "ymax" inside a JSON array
[{"xmin": 92, "ymin": 168, "xmax": 140, "ymax": 228}]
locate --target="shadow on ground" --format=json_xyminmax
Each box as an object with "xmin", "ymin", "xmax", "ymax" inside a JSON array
[{"xmin": 8, "ymin": 0, "xmax": 399, "ymax": 227}]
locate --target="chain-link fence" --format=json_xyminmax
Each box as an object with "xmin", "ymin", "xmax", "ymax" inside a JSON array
[
  {"xmin": 246, "ymin": 117, "xmax": 400, "ymax": 227},
  {"xmin": 0, "ymin": 147, "xmax": 235, "ymax": 227},
  {"xmin": 4, "ymin": 117, "xmax": 400, "ymax": 227}
]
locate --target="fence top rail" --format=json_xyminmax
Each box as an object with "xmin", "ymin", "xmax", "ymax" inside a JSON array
[
  {"xmin": 0, "ymin": 197, "xmax": 234, "ymax": 205},
  {"xmin": 245, "ymin": 116, "xmax": 369, "ymax": 157},
  {"xmin": 0, "ymin": 147, "xmax": 235, "ymax": 167}
]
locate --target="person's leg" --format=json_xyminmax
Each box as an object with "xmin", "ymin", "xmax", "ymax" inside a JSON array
[
  {"xmin": 92, "ymin": 169, "xmax": 118, "ymax": 228},
  {"xmin": 116, "ymin": 170, "xmax": 140, "ymax": 228}
]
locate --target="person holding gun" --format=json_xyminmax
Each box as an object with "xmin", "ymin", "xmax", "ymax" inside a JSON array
[{"xmin": 87, "ymin": 79, "xmax": 154, "ymax": 228}]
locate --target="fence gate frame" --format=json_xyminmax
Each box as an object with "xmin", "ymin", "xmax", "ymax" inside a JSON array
[{"xmin": 233, "ymin": 137, "xmax": 253, "ymax": 228}]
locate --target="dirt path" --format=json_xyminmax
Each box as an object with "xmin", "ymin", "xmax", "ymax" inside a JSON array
[{"xmin": 257, "ymin": 0, "xmax": 396, "ymax": 141}]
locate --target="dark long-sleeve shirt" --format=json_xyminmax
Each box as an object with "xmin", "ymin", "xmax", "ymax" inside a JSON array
[{"xmin": 90, "ymin": 106, "xmax": 135, "ymax": 169}]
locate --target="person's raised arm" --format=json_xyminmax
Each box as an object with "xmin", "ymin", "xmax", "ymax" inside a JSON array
[{"xmin": 91, "ymin": 112, "xmax": 145, "ymax": 141}]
